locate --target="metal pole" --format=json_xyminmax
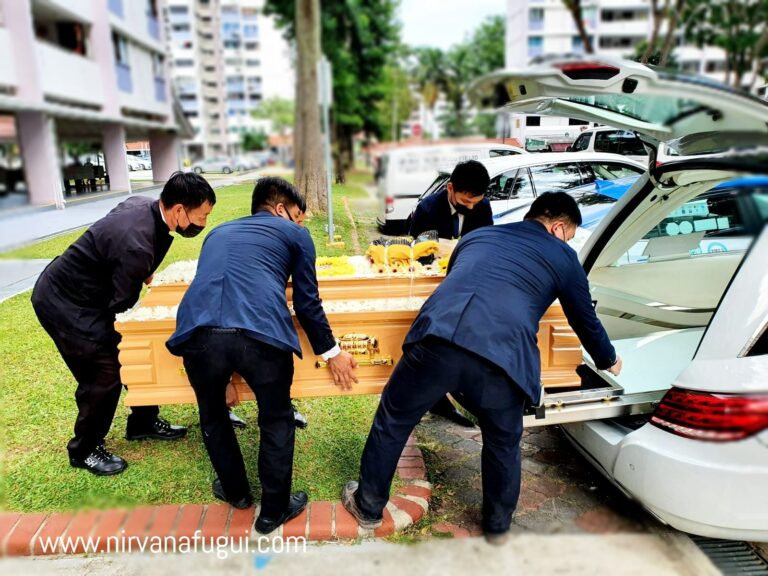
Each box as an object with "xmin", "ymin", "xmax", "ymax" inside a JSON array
[{"xmin": 320, "ymin": 56, "xmax": 334, "ymax": 240}]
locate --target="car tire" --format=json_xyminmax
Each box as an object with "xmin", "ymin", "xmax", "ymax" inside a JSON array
[
  {"xmin": 193, "ymin": 167, "xmax": 203, "ymax": 174},
  {"xmin": 223, "ymin": 167, "xmax": 232, "ymax": 174}
]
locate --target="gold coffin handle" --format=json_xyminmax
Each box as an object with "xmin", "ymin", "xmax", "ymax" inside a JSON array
[{"xmin": 315, "ymin": 356, "xmax": 393, "ymax": 369}]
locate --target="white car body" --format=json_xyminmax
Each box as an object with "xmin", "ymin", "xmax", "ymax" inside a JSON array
[
  {"xmin": 376, "ymin": 143, "xmax": 526, "ymax": 234},
  {"xmin": 125, "ymin": 155, "xmax": 146, "ymax": 171},
  {"xmin": 472, "ymin": 56, "xmax": 768, "ymax": 541},
  {"xmin": 568, "ymin": 126, "xmax": 649, "ymax": 164},
  {"xmin": 192, "ymin": 157, "xmax": 235, "ymax": 174}
]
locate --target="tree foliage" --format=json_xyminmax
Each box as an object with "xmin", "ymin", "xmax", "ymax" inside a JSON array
[
  {"xmin": 683, "ymin": 0, "xmax": 768, "ymax": 88},
  {"xmin": 251, "ymin": 97, "xmax": 295, "ymax": 136}
]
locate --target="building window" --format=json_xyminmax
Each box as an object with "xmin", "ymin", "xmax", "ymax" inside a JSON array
[
  {"xmin": 112, "ymin": 32, "xmax": 130, "ymax": 65},
  {"xmin": 568, "ymin": 118, "xmax": 589, "ymax": 126},
  {"xmin": 598, "ymin": 36, "xmax": 642, "ymax": 49},
  {"xmin": 223, "ymin": 39, "xmax": 241, "ymax": 49},
  {"xmin": 527, "ymin": 36, "xmax": 543, "ymax": 58},
  {"xmin": 601, "ymin": 9, "xmax": 648, "ymax": 22},
  {"xmin": 169, "ymin": 6, "xmax": 188, "ymax": 15},
  {"xmin": 529, "ymin": 8, "xmax": 544, "ymax": 31},
  {"xmin": 245, "ymin": 59, "xmax": 261, "ymax": 66},
  {"xmin": 175, "ymin": 59, "xmax": 194, "ymax": 67},
  {"xmin": 705, "ymin": 60, "xmax": 727, "ymax": 73},
  {"xmin": 525, "ymin": 116, "xmax": 541, "ymax": 127},
  {"xmin": 245, "ymin": 42, "xmax": 259, "ymax": 51}
]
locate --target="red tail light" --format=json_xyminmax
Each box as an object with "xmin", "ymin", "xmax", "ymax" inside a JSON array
[
  {"xmin": 552, "ymin": 62, "xmax": 620, "ymax": 81},
  {"xmin": 385, "ymin": 195, "xmax": 394, "ymax": 213},
  {"xmin": 650, "ymin": 387, "xmax": 768, "ymax": 442}
]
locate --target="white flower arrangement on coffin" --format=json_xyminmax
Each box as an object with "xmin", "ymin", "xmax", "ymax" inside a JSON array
[
  {"xmin": 117, "ymin": 297, "xmax": 428, "ymax": 325},
  {"xmin": 152, "ymin": 260, "xmax": 198, "ymax": 285}
]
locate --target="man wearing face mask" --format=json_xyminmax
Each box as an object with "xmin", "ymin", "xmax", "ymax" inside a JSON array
[
  {"xmin": 408, "ymin": 159, "xmax": 493, "ymax": 240},
  {"xmin": 167, "ymin": 177, "xmax": 358, "ymax": 533},
  {"xmin": 342, "ymin": 192, "xmax": 622, "ymax": 545},
  {"xmin": 31, "ymin": 171, "xmax": 216, "ymax": 476},
  {"xmin": 408, "ymin": 160, "xmax": 493, "ymax": 426}
]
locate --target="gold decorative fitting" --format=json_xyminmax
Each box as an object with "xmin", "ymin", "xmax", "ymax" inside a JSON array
[{"xmin": 315, "ymin": 333, "xmax": 392, "ymax": 368}]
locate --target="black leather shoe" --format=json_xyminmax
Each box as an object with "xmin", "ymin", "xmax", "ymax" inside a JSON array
[
  {"xmin": 293, "ymin": 405, "xmax": 308, "ymax": 429},
  {"xmin": 254, "ymin": 492, "xmax": 308, "ymax": 534},
  {"xmin": 429, "ymin": 396, "xmax": 475, "ymax": 428},
  {"xmin": 126, "ymin": 416, "xmax": 187, "ymax": 441},
  {"xmin": 212, "ymin": 478, "xmax": 253, "ymax": 509},
  {"xmin": 484, "ymin": 530, "xmax": 511, "ymax": 546},
  {"xmin": 341, "ymin": 480, "xmax": 382, "ymax": 530},
  {"xmin": 229, "ymin": 410, "xmax": 247, "ymax": 429},
  {"xmin": 69, "ymin": 445, "xmax": 127, "ymax": 476}
]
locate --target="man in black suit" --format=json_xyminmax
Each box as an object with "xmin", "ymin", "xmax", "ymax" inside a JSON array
[
  {"xmin": 409, "ymin": 160, "xmax": 493, "ymax": 427},
  {"xmin": 409, "ymin": 159, "xmax": 493, "ymax": 240},
  {"xmin": 32, "ymin": 172, "xmax": 216, "ymax": 476},
  {"xmin": 343, "ymin": 192, "xmax": 622, "ymax": 545}
]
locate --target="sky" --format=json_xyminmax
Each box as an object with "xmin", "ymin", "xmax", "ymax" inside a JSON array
[{"xmin": 398, "ymin": 0, "xmax": 506, "ymax": 51}]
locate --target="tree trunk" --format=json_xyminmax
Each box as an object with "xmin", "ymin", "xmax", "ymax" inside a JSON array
[
  {"xmin": 566, "ymin": 1, "xmax": 594, "ymax": 54},
  {"xmin": 659, "ymin": 0, "xmax": 684, "ymax": 67},
  {"xmin": 642, "ymin": 0, "xmax": 663, "ymax": 64},
  {"xmin": 294, "ymin": 0, "xmax": 326, "ymax": 213}
]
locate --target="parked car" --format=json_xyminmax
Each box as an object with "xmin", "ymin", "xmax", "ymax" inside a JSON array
[
  {"xmin": 472, "ymin": 55, "xmax": 768, "ymax": 541},
  {"xmin": 568, "ymin": 126, "xmax": 649, "ymax": 164},
  {"xmin": 412, "ymin": 152, "xmax": 644, "ymax": 233},
  {"xmin": 233, "ymin": 155, "xmax": 259, "ymax": 171},
  {"xmin": 125, "ymin": 155, "xmax": 146, "ymax": 171},
  {"xmin": 191, "ymin": 157, "xmax": 235, "ymax": 174},
  {"xmin": 377, "ymin": 143, "xmax": 527, "ymax": 234}
]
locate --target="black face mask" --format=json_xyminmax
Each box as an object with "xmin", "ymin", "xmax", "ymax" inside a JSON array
[
  {"xmin": 176, "ymin": 208, "xmax": 205, "ymax": 238},
  {"xmin": 453, "ymin": 202, "xmax": 470, "ymax": 215}
]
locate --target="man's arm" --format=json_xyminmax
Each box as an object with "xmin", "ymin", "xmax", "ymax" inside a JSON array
[
  {"xmin": 408, "ymin": 202, "xmax": 429, "ymax": 238},
  {"xmin": 108, "ymin": 248, "xmax": 154, "ymax": 314},
  {"xmin": 291, "ymin": 231, "xmax": 358, "ymax": 389},
  {"xmin": 558, "ymin": 254, "xmax": 620, "ymax": 373}
]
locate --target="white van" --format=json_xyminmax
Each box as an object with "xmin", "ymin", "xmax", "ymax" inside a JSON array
[{"xmin": 376, "ymin": 143, "xmax": 526, "ymax": 234}]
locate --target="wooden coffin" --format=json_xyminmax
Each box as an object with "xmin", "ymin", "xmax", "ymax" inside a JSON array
[{"xmin": 117, "ymin": 275, "xmax": 583, "ymax": 407}]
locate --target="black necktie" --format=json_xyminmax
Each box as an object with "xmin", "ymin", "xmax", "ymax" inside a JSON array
[{"xmin": 452, "ymin": 212, "xmax": 460, "ymax": 238}]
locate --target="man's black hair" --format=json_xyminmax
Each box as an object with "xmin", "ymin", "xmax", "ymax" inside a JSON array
[
  {"xmin": 251, "ymin": 177, "xmax": 307, "ymax": 215},
  {"xmin": 449, "ymin": 160, "xmax": 491, "ymax": 197},
  {"xmin": 523, "ymin": 192, "xmax": 583, "ymax": 226},
  {"xmin": 160, "ymin": 171, "xmax": 217, "ymax": 209}
]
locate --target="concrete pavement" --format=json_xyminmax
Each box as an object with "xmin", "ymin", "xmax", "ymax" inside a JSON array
[{"xmin": 0, "ymin": 532, "xmax": 719, "ymax": 576}]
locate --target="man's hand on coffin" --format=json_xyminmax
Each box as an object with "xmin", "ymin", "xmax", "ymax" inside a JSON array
[
  {"xmin": 327, "ymin": 351, "xmax": 359, "ymax": 391},
  {"xmin": 607, "ymin": 356, "xmax": 623, "ymax": 376},
  {"xmin": 225, "ymin": 381, "xmax": 241, "ymax": 407}
]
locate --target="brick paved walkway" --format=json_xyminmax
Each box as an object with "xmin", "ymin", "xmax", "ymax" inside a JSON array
[{"xmin": 0, "ymin": 436, "xmax": 431, "ymax": 556}]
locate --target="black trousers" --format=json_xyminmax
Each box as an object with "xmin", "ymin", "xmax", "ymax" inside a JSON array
[
  {"xmin": 182, "ymin": 329, "xmax": 295, "ymax": 518},
  {"xmin": 356, "ymin": 337, "xmax": 527, "ymax": 534},
  {"xmin": 34, "ymin": 310, "xmax": 159, "ymax": 460}
]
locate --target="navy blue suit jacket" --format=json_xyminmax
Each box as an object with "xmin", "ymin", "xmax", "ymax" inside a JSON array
[
  {"xmin": 167, "ymin": 212, "xmax": 336, "ymax": 358},
  {"xmin": 409, "ymin": 189, "xmax": 493, "ymax": 239},
  {"xmin": 404, "ymin": 219, "xmax": 616, "ymax": 404}
]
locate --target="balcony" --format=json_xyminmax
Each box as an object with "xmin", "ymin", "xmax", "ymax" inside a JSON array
[
  {"xmin": 108, "ymin": 0, "xmax": 124, "ymax": 18},
  {"xmin": 37, "ymin": 41, "xmax": 104, "ymax": 106},
  {"xmin": 116, "ymin": 62, "xmax": 132, "ymax": 93},
  {"xmin": 154, "ymin": 78, "xmax": 167, "ymax": 102}
]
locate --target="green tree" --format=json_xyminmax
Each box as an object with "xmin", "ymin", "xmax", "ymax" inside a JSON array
[
  {"xmin": 375, "ymin": 63, "xmax": 415, "ymax": 142},
  {"xmin": 241, "ymin": 129, "xmax": 268, "ymax": 151},
  {"xmin": 251, "ymin": 97, "xmax": 295, "ymax": 137},
  {"xmin": 683, "ymin": 0, "xmax": 768, "ymax": 88},
  {"xmin": 265, "ymin": 0, "xmax": 401, "ymax": 174},
  {"xmin": 631, "ymin": 39, "xmax": 679, "ymax": 68},
  {"xmin": 410, "ymin": 47, "xmax": 447, "ymax": 139}
]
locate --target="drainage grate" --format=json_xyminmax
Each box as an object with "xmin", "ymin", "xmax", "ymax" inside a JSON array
[{"xmin": 690, "ymin": 536, "xmax": 768, "ymax": 576}]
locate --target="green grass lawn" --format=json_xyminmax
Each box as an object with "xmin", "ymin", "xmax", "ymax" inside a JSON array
[{"xmin": 0, "ymin": 177, "xmax": 390, "ymax": 513}]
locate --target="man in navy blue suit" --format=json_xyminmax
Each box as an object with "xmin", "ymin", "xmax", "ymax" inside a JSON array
[
  {"xmin": 167, "ymin": 177, "xmax": 358, "ymax": 534},
  {"xmin": 408, "ymin": 159, "xmax": 493, "ymax": 240},
  {"xmin": 342, "ymin": 192, "xmax": 622, "ymax": 544},
  {"xmin": 409, "ymin": 160, "xmax": 494, "ymax": 427}
]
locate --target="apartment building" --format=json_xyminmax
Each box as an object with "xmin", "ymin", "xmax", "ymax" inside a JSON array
[
  {"xmin": 163, "ymin": 0, "xmax": 294, "ymax": 160},
  {"xmin": 0, "ymin": 0, "xmax": 186, "ymax": 210}
]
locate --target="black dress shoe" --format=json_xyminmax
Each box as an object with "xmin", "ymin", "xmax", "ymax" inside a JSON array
[
  {"xmin": 69, "ymin": 445, "xmax": 127, "ymax": 476},
  {"xmin": 341, "ymin": 480, "xmax": 382, "ymax": 530},
  {"xmin": 212, "ymin": 478, "xmax": 253, "ymax": 509},
  {"xmin": 254, "ymin": 491, "xmax": 308, "ymax": 534},
  {"xmin": 429, "ymin": 396, "xmax": 475, "ymax": 428},
  {"xmin": 125, "ymin": 416, "xmax": 187, "ymax": 441},
  {"xmin": 292, "ymin": 405, "xmax": 308, "ymax": 429},
  {"xmin": 229, "ymin": 410, "xmax": 247, "ymax": 429}
]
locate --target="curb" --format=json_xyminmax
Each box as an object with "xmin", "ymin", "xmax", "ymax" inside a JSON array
[{"xmin": 0, "ymin": 435, "xmax": 431, "ymax": 557}]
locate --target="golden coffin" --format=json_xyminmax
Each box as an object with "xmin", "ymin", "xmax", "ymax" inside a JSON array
[{"xmin": 117, "ymin": 276, "xmax": 583, "ymax": 407}]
